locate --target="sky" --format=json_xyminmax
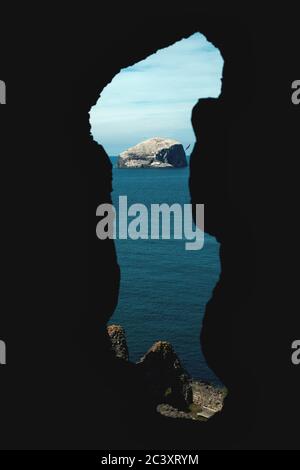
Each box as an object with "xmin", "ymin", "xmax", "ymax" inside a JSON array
[{"xmin": 89, "ymin": 33, "xmax": 224, "ymax": 156}]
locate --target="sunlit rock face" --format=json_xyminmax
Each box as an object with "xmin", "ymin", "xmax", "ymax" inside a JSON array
[
  {"xmin": 117, "ymin": 137, "xmax": 187, "ymax": 168},
  {"xmin": 107, "ymin": 324, "xmax": 129, "ymax": 361}
]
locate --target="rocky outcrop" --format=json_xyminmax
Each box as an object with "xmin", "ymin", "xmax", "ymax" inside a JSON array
[
  {"xmin": 137, "ymin": 340, "xmax": 193, "ymax": 410},
  {"xmin": 107, "ymin": 324, "xmax": 129, "ymax": 360},
  {"xmin": 192, "ymin": 380, "xmax": 225, "ymax": 412},
  {"xmin": 106, "ymin": 326, "xmax": 225, "ymax": 417},
  {"xmin": 117, "ymin": 137, "xmax": 187, "ymax": 168},
  {"xmin": 107, "ymin": 325, "xmax": 192, "ymax": 408}
]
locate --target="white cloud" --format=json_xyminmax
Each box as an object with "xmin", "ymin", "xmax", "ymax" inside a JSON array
[{"xmin": 90, "ymin": 33, "xmax": 224, "ymax": 155}]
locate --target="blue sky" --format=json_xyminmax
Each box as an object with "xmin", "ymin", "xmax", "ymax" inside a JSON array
[{"xmin": 89, "ymin": 33, "xmax": 224, "ymax": 155}]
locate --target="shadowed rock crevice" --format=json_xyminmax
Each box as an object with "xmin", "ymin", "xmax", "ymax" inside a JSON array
[
  {"xmin": 108, "ymin": 326, "xmax": 193, "ymax": 410},
  {"xmin": 137, "ymin": 341, "xmax": 193, "ymax": 411}
]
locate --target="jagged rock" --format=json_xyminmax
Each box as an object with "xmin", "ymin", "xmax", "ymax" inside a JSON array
[
  {"xmin": 192, "ymin": 381, "xmax": 226, "ymax": 412},
  {"xmin": 117, "ymin": 137, "xmax": 187, "ymax": 168},
  {"xmin": 107, "ymin": 324, "xmax": 129, "ymax": 361},
  {"xmin": 157, "ymin": 404, "xmax": 192, "ymax": 420},
  {"xmin": 137, "ymin": 340, "xmax": 193, "ymax": 410}
]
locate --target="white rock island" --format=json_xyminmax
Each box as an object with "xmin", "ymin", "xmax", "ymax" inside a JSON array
[{"xmin": 117, "ymin": 137, "xmax": 188, "ymax": 168}]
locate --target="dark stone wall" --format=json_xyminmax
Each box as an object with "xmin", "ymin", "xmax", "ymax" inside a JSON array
[
  {"xmin": 0, "ymin": 5, "xmax": 299, "ymax": 450},
  {"xmin": 69, "ymin": 12, "xmax": 257, "ymax": 449}
]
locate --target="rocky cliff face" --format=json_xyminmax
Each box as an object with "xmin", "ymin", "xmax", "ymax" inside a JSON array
[
  {"xmin": 107, "ymin": 324, "xmax": 129, "ymax": 360},
  {"xmin": 137, "ymin": 340, "xmax": 193, "ymax": 410},
  {"xmin": 117, "ymin": 137, "xmax": 187, "ymax": 168},
  {"xmin": 107, "ymin": 327, "xmax": 193, "ymax": 410}
]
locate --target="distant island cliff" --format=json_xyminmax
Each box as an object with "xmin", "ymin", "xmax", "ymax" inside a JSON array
[{"xmin": 117, "ymin": 137, "xmax": 188, "ymax": 168}]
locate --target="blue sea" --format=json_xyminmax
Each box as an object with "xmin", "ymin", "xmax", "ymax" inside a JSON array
[{"xmin": 109, "ymin": 156, "xmax": 221, "ymax": 385}]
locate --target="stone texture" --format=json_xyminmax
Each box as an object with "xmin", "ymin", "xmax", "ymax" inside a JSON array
[
  {"xmin": 107, "ymin": 324, "xmax": 129, "ymax": 360},
  {"xmin": 117, "ymin": 137, "xmax": 187, "ymax": 168},
  {"xmin": 137, "ymin": 340, "xmax": 193, "ymax": 410},
  {"xmin": 192, "ymin": 380, "xmax": 226, "ymax": 412}
]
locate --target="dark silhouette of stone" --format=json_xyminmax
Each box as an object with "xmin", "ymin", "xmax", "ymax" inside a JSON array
[
  {"xmin": 107, "ymin": 324, "xmax": 129, "ymax": 360},
  {"xmin": 137, "ymin": 341, "xmax": 193, "ymax": 410},
  {"xmin": 68, "ymin": 14, "xmax": 259, "ymax": 449},
  {"xmin": 3, "ymin": 5, "xmax": 299, "ymax": 452}
]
